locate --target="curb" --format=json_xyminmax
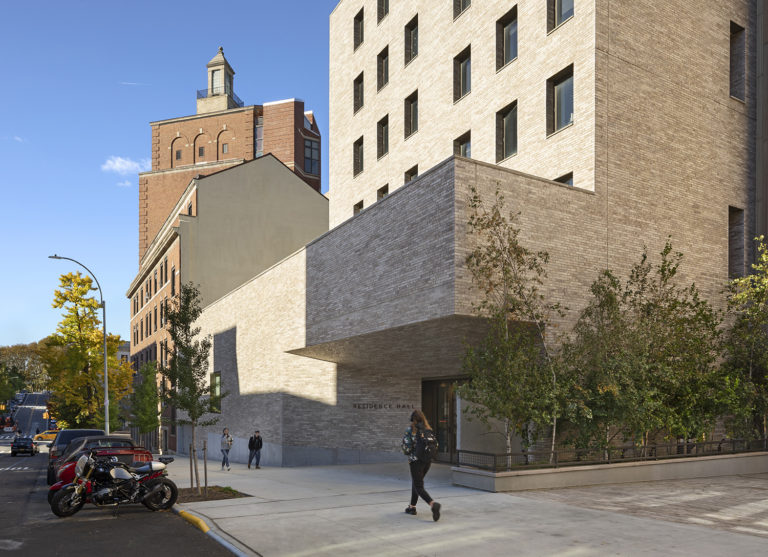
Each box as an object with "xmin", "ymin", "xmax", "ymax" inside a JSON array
[{"xmin": 173, "ymin": 506, "xmax": 255, "ymax": 557}]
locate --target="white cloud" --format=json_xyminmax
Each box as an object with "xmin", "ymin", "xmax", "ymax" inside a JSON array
[
  {"xmin": 101, "ymin": 156, "xmax": 150, "ymax": 175},
  {"xmin": 13, "ymin": 136, "xmax": 24, "ymax": 143},
  {"xmin": 116, "ymin": 180, "xmax": 132, "ymax": 188},
  {"xmin": 119, "ymin": 81, "xmax": 149, "ymax": 86}
]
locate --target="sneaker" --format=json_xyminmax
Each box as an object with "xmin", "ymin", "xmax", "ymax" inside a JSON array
[
  {"xmin": 227, "ymin": 466, "xmax": 231, "ymax": 471},
  {"xmin": 405, "ymin": 506, "xmax": 417, "ymax": 515},
  {"xmin": 431, "ymin": 502, "xmax": 441, "ymax": 522}
]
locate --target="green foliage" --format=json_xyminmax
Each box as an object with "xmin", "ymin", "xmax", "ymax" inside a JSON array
[
  {"xmin": 723, "ymin": 236, "xmax": 768, "ymax": 438},
  {"xmin": 0, "ymin": 343, "xmax": 49, "ymax": 392},
  {"xmin": 131, "ymin": 362, "xmax": 160, "ymax": 434}
]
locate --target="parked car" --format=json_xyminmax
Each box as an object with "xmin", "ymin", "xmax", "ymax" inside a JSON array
[
  {"xmin": 11, "ymin": 437, "xmax": 38, "ymax": 457},
  {"xmin": 33, "ymin": 429, "xmax": 59, "ymax": 444},
  {"xmin": 47, "ymin": 428, "xmax": 105, "ymax": 484}
]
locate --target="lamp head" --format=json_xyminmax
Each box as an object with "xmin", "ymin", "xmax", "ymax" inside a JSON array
[{"xmin": 48, "ymin": 254, "xmax": 61, "ymax": 260}]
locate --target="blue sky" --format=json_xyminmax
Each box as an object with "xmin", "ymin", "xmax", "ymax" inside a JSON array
[{"xmin": 0, "ymin": 0, "xmax": 340, "ymax": 346}]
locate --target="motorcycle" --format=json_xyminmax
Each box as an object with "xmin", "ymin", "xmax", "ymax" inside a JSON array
[{"xmin": 50, "ymin": 450, "xmax": 178, "ymax": 517}]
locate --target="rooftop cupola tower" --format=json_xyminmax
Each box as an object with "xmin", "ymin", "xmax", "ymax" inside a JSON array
[{"xmin": 196, "ymin": 47, "xmax": 243, "ymax": 114}]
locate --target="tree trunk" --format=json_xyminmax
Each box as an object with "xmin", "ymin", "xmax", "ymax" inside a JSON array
[
  {"xmin": 550, "ymin": 415, "xmax": 557, "ymax": 464},
  {"xmin": 192, "ymin": 424, "xmax": 201, "ymax": 495},
  {"xmin": 505, "ymin": 419, "xmax": 512, "ymax": 471}
]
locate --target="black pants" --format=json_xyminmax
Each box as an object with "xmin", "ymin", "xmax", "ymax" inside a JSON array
[{"xmin": 409, "ymin": 459, "xmax": 433, "ymax": 506}]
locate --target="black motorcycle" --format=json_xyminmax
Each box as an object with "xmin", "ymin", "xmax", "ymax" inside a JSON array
[{"xmin": 50, "ymin": 450, "xmax": 178, "ymax": 517}]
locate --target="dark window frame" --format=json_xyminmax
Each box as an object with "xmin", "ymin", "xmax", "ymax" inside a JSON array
[
  {"xmin": 554, "ymin": 172, "xmax": 574, "ymax": 186},
  {"xmin": 354, "ymin": 8, "xmax": 364, "ymax": 50},
  {"xmin": 496, "ymin": 101, "xmax": 518, "ymax": 162},
  {"xmin": 377, "ymin": 0, "xmax": 389, "ymax": 23},
  {"xmin": 454, "ymin": 0, "xmax": 471, "ymax": 19},
  {"xmin": 454, "ymin": 45, "xmax": 471, "ymax": 101},
  {"xmin": 404, "ymin": 165, "xmax": 418, "ymax": 183},
  {"xmin": 405, "ymin": 15, "xmax": 419, "ymax": 65},
  {"xmin": 496, "ymin": 6, "xmax": 518, "ymax": 70},
  {"xmin": 353, "ymin": 136, "xmax": 364, "ymax": 176},
  {"xmin": 404, "ymin": 90, "xmax": 418, "ymax": 138},
  {"xmin": 377, "ymin": 184, "xmax": 389, "ymax": 200},
  {"xmin": 730, "ymin": 21, "xmax": 746, "ymax": 101},
  {"xmin": 377, "ymin": 46, "xmax": 389, "ymax": 90},
  {"xmin": 353, "ymin": 72, "xmax": 364, "ymax": 112},
  {"xmin": 454, "ymin": 130, "xmax": 471, "ymax": 158},
  {"xmin": 548, "ymin": 0, "xmax": 574, "ymax": 32},
  {"xmin": 353, "ymin": 200, "xmax": 364, "ymax": 215},
  {"xmin": 377, "ymin": 115, "xmax": 389, "ymax": 159},
  {"xmin": 304, "ymin": 139, "xmax": 320, "ymax": 175},
  {"xmin": 547, "ymin": 64, "xmax": 574, "ymax": 135}
]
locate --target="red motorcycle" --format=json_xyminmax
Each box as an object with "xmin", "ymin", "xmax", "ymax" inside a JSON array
[{"xmin": 50, "ymin": 450, "xmax": 178, "ymax": 517}]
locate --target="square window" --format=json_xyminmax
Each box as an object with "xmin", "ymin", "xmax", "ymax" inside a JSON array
[
  {"xmin": 554, "ymin": 172, "xmax": 573, "ymax": 186},
  {"xmin": 198, "ymin": 146, "xmax": 204, "ymax": 158},
  {"xmin": 354, "ymin": 8, "xmax": 364, "ymax": 49},
  {"xmin": 547, "ymin": 65, "xmax": 574, "ymax": 134},
  {"xmin": 548, "ymin": 0, "xmax": 574, "ymax": 31},
  {"xmin": 377, "ymin": 46, "xmax": 389, "ymax": 90},
  {"xmin": 354, "ymin": 72, "xmax": 364, "ymax": 112},
  {"xmin": 222, "ymin": 143, "xmax": 228, "ymax": 154},
  {"xmin": 378, "ymin": 0, "xmax": 388, "ymax": 22},
  {"xmin": 353, "ymin": 136, "xmax": 364, "ymax": 176},
  {"xmin": 454, "ymin": 0, "xmax": 470, "ymax": 19},
  {"xmin": 404, "ymin": 165, "xmax": 418, "ymax": 183},
  {"xmin": 496, "ymin": 6, "xmax": 518, "ymax": 70},
  {"xmin": 353, "ymin": 200, "xmax": 364, "ymax": 215},
  {"xmin": 454, "ymin": 130, "xmax": 471, "ymax": 158},
  {"xmin": 454, "ymin": 46, "xmax": 471, "ymax": 101},
  {"xmin": 405, "ymin": 16, "xmax": 418, "ymax": 64},
  {"xmin": 377, "ymin": 184, "xmax": 389, "ymax": 200},
  {"xmin": 175, "ymin": 150, "xmax": 181, "ymax": 161},
  {"xmin": 377, "ymin": 115, "xmax": 389, "ymax": 158},
  {"xmin": 404, "ymin": 90, "xmax": 418, "ymax": 138},
  {"xmin": 304, "ymin": 139, "xmax": 320, "ymax": 175},
  {"xmin": 496, "ymin": 101, "xmax": 517, "ymax": 161},
  {"xmin": 730, "ymin": 21, "xmax": 746, "ymax": 100}
]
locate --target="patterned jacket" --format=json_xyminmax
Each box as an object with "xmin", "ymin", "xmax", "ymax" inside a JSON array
[{"xmin": 401, "ymin": 425, "xmax": 418, "ymax": 463}]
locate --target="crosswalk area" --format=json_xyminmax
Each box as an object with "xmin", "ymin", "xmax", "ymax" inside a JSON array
[{"xmin": 0, "ymin": 466, "xmax": 32, "ymax": 472}]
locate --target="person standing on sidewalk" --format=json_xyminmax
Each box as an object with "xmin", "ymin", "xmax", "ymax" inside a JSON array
[
  {"xmin": 248, "ymin": 430, "xmax": 263, "ymax": 469},
  {"xmin": 401, "ymin": 409, "xmax": 441, "ymax": 521},
  {"xmin": 221, "ymin": 427, "xmax": 233, "ymax": 471}
]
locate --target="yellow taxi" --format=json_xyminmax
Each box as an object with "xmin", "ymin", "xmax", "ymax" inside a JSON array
[{"xmin": 33, "ymin": 430, "xmax": 59, "ymax": 443}]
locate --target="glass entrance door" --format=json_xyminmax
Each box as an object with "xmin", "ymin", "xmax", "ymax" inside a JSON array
[{"xmin": 422, "ymin": 379, "xmax": 463, "ymax": 463}]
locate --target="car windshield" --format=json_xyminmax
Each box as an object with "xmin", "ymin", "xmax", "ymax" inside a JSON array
[{"xmin": 61, "ymin": 437, "xmax": 134, "ymax": 462}]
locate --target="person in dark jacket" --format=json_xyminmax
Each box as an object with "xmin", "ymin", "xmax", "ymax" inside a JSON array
[
  {"xmin": 248, "ymin": 430, "xmax": 263, "ymax": 469},
  {"xmin": 401, "ymin": 409, "xmax": 441, "ymax": 521}
]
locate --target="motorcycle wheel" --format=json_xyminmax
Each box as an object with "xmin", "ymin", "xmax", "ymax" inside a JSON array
[
  {"xmin": 47, "ymin": 489, "xmax": 56, "ymax": 505},
  {"xmin": 51, "ymin": 485, "xmax": 86, "ymax": 518},
  {"xmin": 142, "ymin": 478, "xmax": 178, "ymax": 511}
]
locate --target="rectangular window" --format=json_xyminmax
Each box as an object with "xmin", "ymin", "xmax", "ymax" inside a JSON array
[
  {"xmin": 353, "ymin": 200, "xmax": 364, "ymax": 215},
  {"xmin": 730, "ymin": 22, "xmax": 746, "ymax": 101},
  {"xmin": 154, "ymin": 270, "xmax": 157, "ymax": 293},
  {"xmin": 171, "ymin": 267, "xmax": 176, "ymax": 296},
  {"xmin": 188, "ymin": 202, "xmax": 193, "ymax": 215},
  {"xmin": 378, "ymin": 0, "xmax": 388, "ymax": 22},
  {"xmin": 159, "ymin": 263, "xmax": 163, "ymax": 288},
  {"xmin": 377, "ymin": 46, "xmax": 389, "ymax": 90},
  {"xmin": 729, "ymin": 206, "xmax": 745, "ymax": 278},
  {"xmin": 154, "ymin": 306, "xmax": 157, "ymax": 332},
  {"xmin": 497, "ymin": 7, "xmax": 518, "ymax": 69},
  {"xmin": 198, "ymin": 146, "xmax": 204, "ymax": 158},
  {"xmin": 304, "ymin": 139, "xmax": 320, "ymax": 175},
  {"xmin": 547, "ymin": 64, "xmax": 574, "ymax": 134},
  {"xmin": 404, "ymin": 165, "xmax": 418, "ymax": 183},
  {"xmin": 163, "ymin": 257, "xmax": 168, "ymax": 283},
  {"xmin": 210, "ymin": 372, "xmax": 221, "ymax": 413},
  {"xmin": 222, "ymin": 143, "xmax": 228, "ymax": 154},
  {"xmin": 404, "ymin": 90, "xmax": 418, "ymax": 138},
  {"xmin": 554, "ymin": 172, "xmax": 574, "ymax": 186},
  {"xmin": 353, "ymin": 136, "xmax": 364, "ymax": 176},
  {"xmin": 405, "ymin": 16, "xmax": 418, "ymax": 64},
  {"xmin": 140, "ymin": 288, "xmax": 143, "ymax": 307},
  {"xmin": 377, "ymin": 115, "xmax": 389, "ymax": 158},
  {"xmin": 255, "ymin": 119, "xmax": 264, "ymax": 157},
  {"xmin": 496, "ymin": 101, "xmax": 518, "ymax": 161},
  {"xmin": 454, "ymin": 130, "xmax": 471, "ymax": 158},
  {"xmin": 454, "ymin": 0, "xmax": 470, "ymax": 19},
  {"xmin": 353, "ymin": 72, "xmax": 364, "ymax": 112},
  {"xmin": 549, "ymin": 0, "xmax": 574, "ymax": 31},
  {"xmin": 159, "ymin": 302, "xmax": 163, "ymax": 327},
  {"xmin": 454, "ymin": 46, "xmax": 471, "ymax": 101},
  {"xmin": 140, "ymin": 320, "xmax": 144, "ymax": 341},
  {"xmin": 377, "ymin": 184, "xmax": 389, "ymax": 200},
  {"xmin": 354, "ymin": 8, "xmax": 364, "ymax": 49},
  {"xmin": 175, "ymin": 150, "xmax": 181, "ymax": 161}
]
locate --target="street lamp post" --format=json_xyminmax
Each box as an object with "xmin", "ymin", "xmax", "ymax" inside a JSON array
[{"xmin": 49, "ymin": 255, "xmax": 109, "ymax": 435}]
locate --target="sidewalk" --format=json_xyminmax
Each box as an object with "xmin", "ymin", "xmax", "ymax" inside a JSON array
[{"xmin": 165, "ymin": 456, "xmax": 768, "ymax": 557}]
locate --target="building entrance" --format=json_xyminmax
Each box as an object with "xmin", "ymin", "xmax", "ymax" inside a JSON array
[{"xmin": 422, "ymin": 379, "xmax": 464, "ymax": 464}]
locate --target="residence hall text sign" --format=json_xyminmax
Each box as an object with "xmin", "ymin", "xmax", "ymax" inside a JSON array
[{"xmin": 352, "ymin": 403, "xmax": 415, "ymax": 410}]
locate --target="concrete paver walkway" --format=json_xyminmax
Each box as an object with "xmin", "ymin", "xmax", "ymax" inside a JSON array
[{"xmin": 165, "ymin": 457, "xmax": 768, "ymax": 556}]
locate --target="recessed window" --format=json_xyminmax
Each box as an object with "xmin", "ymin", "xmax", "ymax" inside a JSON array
[
  {"xmin": 404, "ymin": 165, "xmax": 418, "ymax": 183},
  {"xmin": 354, "ymin": 72, "xmax": 364, "ymax": 112},
  {"xmin": 377, "ymin": 46, "xmax": 389, "ymax": 90},
  {"xmin": 454, "ymin": 46, "xmax": 471, "ymax": 101},
  {"xmin": 454, "ymin": 0, "xmax": 470, "ymax": 19},
  {"xmin": 730, "ymin": 21, "xmax": 746, "ymax": 101},
  {"xmin": 188, "ymin": 202, "xmax": 193, "ymax": 215},
  {"xmin": 554, "ymin": 172, "xmax": 573, "ymax": 186},
  {"xmin": 377, "ymin": 184, "xmax": 389, "ymax": 200},
  {"xmin": 198, "ymin": 146, "xmax": 205, "ymax": 158},
  {"xmin": 378, "ymin": 0, "xmax": 389, "ymax": 22},
  {"xmin": 222, "ymin": 143, "xmax": 228, "ymax": 154},
  {"xmin": 547, "ymin": 64, "xmax": 574, "ymax": 135},
  {"xmin": 404, "ymin": 90, "xmax": 418, "ymax": 138},
  {"xmin": 353, "ymin": 200, "xmax": 364, "ymax": 215},
  {"xmin": 353, "ymin": 136, "xmax": 364, "ymax": 176},
  {"xmin": 255, "ymin": 120, "xmax": 263, "ymax": 157},
  {"xmin": 154, "ymin": 306, "xmax": 157, "ymax": 332},
  {"xmin": 354, "ymin": 8, "xmax": 364, "ymax": 49},
  {"xmin": 405, "ymin": 15, "xmax": 418, "ymax": 65},
  {"xmin": 154, "ymin": 270, "xmax": 157, "ymax": 293},
  {"xmin": 305, "ymin": 139, "xmax": 320, "ymax": 175},
  {"xmin": 210, "ymin": 371, "xmax": 221, "ymax": 413},
  {"xmin": 377, "ymin": 115, "xmax": 389, "ymax": 158},
  {"xmin": 171, "ymin": 267, "xmax": 176, "ymax": 296},
  {"xmin": 175, "ymin": 150, "xmax": 181, "ymax": 161},
  {"xmin": 729, "ymin": 206, "xmax": 745, "ymax": 278},
  {"xmin": 454, "ymin": 131, "xmax": 471, "ymax": 158},
  {"xmin": 163, "ymin": 257, "xmax": 168, "ymax": 283},
  {"xmin": 496, "ymin": 101, "xmax": 517, "ymax": 161},
  {"xmin": 496, "ymin": 6, "xmax": 518, "ymax": 69},
  {"xmin": 548, "ymin": 0, "xmax": 574, "ymax": 31}
]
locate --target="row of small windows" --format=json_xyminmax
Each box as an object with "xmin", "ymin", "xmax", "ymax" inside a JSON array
[
  {"xmin": 352, "ymin": 63, "xmax": 573, "ymax": 175},
  {"xmin": 353, "ymin": 183, "xmax": 392, "ymax": 215},
  {"xmin": 133, "ymin": 257, "xmax": 176, "ymax": 323},
  {"xmin": 174, "ymin": 143, "xmax": 229, "ymax": 162},
  {"xmin": 133, "ymin": 296, "xmax": 170, "ymax": 346}
]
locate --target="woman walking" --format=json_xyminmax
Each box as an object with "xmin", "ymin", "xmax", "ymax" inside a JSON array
[
  {"xmin": 401, "ymin": 409, "xmax": 441, "ymax": 521},
  {"xmin": 221, "ymin": 427, "xmax": 233, "ymax": 471}
]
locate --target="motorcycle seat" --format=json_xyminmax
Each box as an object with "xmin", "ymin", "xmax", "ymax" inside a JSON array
[{"xmin": 128, "ymin": 461, "xmax": 166, "ymax": 474}]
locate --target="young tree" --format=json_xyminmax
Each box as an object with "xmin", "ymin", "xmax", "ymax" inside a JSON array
[
  {"xmin": 724, "ymin": 236, "xmax": 768, "ymax": 442},
  {"xmin": 159, "ymin": 282, "xmax": 220, "ymax": 494},
  {"xmin": 458, "ymin": 186, "xmax": 565, "ymax": 458},
  {"xmin": 42, "ymin": 272, "xmax": 133, "ymax": 430},
  {"xmin": 131, "ymin": 362, "xmax": 160, "ymax": 434}
]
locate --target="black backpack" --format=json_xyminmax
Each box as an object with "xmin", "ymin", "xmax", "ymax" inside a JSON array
[{"xmin": 414, "ymin": 427, "xmax": 439, "ymax": 462}]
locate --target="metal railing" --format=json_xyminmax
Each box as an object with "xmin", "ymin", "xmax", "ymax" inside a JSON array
[
  {"xmin": 457, "ymin": 439, "xmax": 768, "ymax": 472},
  {"xmin": 196, "ymin": 86, "xmax": 244, "ymax": 108}
]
